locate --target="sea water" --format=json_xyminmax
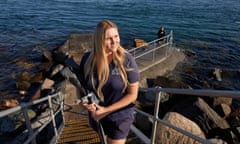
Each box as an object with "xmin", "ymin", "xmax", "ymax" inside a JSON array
[{"xmin": 0, "ymin": 0, "xmax": 240, "ymax": 92}]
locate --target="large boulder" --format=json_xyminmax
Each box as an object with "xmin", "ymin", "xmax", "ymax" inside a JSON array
[
  {"xmin": 170, "ymin": 97, "xmax": 234, "ymax": 143},
  {"xmin": 155, "ymin": 112, "xmax": 205, "ymax": 144},
  {"xmin": 55, "ymin": 33, "xmax": 92, "ymax": 64}
]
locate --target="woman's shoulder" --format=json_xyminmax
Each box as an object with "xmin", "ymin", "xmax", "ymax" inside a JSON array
[
  {"xmin": 124, "ymin": 51, "xmax": 135, "ymax": 61},
  {"xmin": 124, "ymin": 51, "xmax": 137, "ymax": 67}
]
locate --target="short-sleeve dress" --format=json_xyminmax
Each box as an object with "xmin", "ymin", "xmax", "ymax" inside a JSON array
[{"xmin": 79, "ymin": 51, "xmax": 140, "ymax": 139}]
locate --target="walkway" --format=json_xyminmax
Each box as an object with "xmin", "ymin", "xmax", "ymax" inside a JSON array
[
  {"xmin": 57, "ymin": 82, "xmax": 101, "ymax": 144},
  {"xmin": 132, "ymin": 44, "xmax": 172, "ymax": 73}
]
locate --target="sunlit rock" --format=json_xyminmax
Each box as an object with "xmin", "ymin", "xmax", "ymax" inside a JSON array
[
  {"xmin": 0, "ymin": 99, "xmax": 19, "ymax": 110},
  {"xmin": 156, "ymin": 112, "xmax": 205, "ymax": 144}
]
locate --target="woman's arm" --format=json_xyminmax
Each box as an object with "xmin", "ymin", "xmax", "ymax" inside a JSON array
[{"xmin": 92, "ymin": 81, "xmax": 139, "ymax": 120}]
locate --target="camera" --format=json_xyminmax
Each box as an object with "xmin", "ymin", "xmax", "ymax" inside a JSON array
[{"xmin": 75, "ymin": 92, "xmax": 100, "ymax": 104}]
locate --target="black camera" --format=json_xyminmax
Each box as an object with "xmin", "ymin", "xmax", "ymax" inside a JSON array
[{"xmin": 75, "ymin": 92, "xmax": 100, "ymax": 104}]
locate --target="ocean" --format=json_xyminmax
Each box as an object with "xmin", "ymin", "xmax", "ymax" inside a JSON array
[{"xmin": 0, "ymin": 0, "xmax": 240, "ymax": 95}]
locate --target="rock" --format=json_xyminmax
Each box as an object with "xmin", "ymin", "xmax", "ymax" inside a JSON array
[
  {"xmin": 40, "ymin": 78, "xmax": 55, "ymax": 90},
  {"xmin": 155, "ymin": 112, "xmax": 205, "ymax": 144},
  {"xmin": 16, "ymin": 59, "xmax": 35, "ymax": 70},
  {"xmin": 134, "ymin": 39, "xmax": 148, "ymax": 47},
  {"xmin": 214, "ymin": 103, "xmax": 231, "ymax": 118},
  {"xmin": 49, "ymin": 64, "xmax": 64, "ymax": 78},
  {"xmin": 52, "ymin": 51, "xmax": 68, "ymax": 64},
  {"xmin": 229, "ymin": 107, "xmax": 240, "ymax": 118},
  {"xmin": 16, "ymin": 81, "xmax": 31, "ymax": 91},
  {"xmin": 169, "ymin": 97, "xmax": 234, "ymax": 142},
  {"xmin": 171, "ymin": 97, "xmax": 230, "ymax": 131},
  {"xmin": 29, "ymin": 72, "xmax": 43, "ymax": 83},
  {"xmin": 213, "ymin": 68, "xmax": 222, "ymax": 81},
  {"xmin": 0, "ymin": 99, "xmax": 19, "ymax": 110},
  {"xmin": 38, "ymin": 62, "xmax": 53, "ymax": 71},
  {"xmin": 31, "ymin": 78, "xmax": 55, "ymax": 101},
  {"xmin": 137, "ymin": 89, "xmax": 170, "ymax": 107},
  {"xmin": 16, "ymin": 71, "xmax": 33, "ymax": 82},
  {"xmin": 208, "ymin": 138, "xmax": 227, "ymax": 144},
  {"xmin": 213, "ymin": 97, "xmax": 232, "ymax": 106},
  {"xmin": 195, "ymin": 98, "xmax": 230, "ymax": 129},
  {"xmin": 16, "ymin": 72, "xmax": 43, "ymax": 90},
  {"xmin": 53, "ymin": 33, "xmax": 92, "ymax": 64},
  {"xmin": 153, "ymin": 76, "xmax": 190, "ymax": 89},
  {"xmin": 33, "ymin": 45, "xmax": 53, "ymax": 62}
]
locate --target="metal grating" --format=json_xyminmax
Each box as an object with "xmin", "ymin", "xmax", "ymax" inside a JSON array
[{"xmin": 57, "ymin": 118, "xmax": 101, "ymax": 144}]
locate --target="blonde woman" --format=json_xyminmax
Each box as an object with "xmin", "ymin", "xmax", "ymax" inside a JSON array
[{"xmin": 79, "ymin": 20, "xmax": 139, "ymax": 144}]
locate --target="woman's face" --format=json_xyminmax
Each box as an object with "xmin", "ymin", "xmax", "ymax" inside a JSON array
[{"xmin": 104, "ymin": 27, "xmax": 120, "ymax": 54}]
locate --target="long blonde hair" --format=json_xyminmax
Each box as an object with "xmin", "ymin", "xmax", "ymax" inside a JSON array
[{"xmin": 84, "ymin": 20, "xmax": 128, "ymax": 101}]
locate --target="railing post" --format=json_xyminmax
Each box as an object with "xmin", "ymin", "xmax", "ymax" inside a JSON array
[
  {"xmin": 150, "ymin": 89, "xmax": 162, "ymax": 144},
  {"xmin": 22, "ymin": 105, "xmax": 37, "ymax": 144},
  {"xmin": 133, "ymin": 47, "xmax": 136, "ymax": 58},
  {"xmin": 152, "ymin": 41, "xmax": 156, "ymax": 62},
  {"xmin": 60, "ymin": 92, "xmax": 65, "ymax": 125},
  {"xmin": 48, "ymin": 96, "xmax": 59, "ymax": 139},
  {"xmin": 170, "ymin": 30, "xmax": 173, "ymax": 47}
]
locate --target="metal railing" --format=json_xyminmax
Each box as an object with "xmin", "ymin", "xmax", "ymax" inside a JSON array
[
  {"xmin": 0, "ymin": 91, "xmax": 65, "ymax": 144},
  {"xmin": 128, "ymin": 31, "xmax": 174, "ymax": 73},
  {"xmin": 130, "ymin": 87, "xmax": 240, "ymax": 144},
  {"xmin": 128, "ymin": 30, "xmax": 173, "ymax": 60},
  {"xmin": 2, "ymin": 87, "xmax": 239, "ymax": 144}
]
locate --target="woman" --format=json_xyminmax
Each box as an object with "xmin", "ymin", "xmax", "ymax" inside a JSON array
[{"xmin": 79, "ymin": 20, "xmax": 140, "ymax": 144}]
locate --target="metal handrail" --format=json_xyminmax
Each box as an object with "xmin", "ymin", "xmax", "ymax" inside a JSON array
[
  {"xmin": 0, "ymin": 91, "xmax": 65, "ymax": 144},
  {"xmin": 128, "ymin": 30, "xmax": 173, "ymax": 60},
  {"xmin": 131, "ymin": 87, "xmax": 240, "ymax": 144}
]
